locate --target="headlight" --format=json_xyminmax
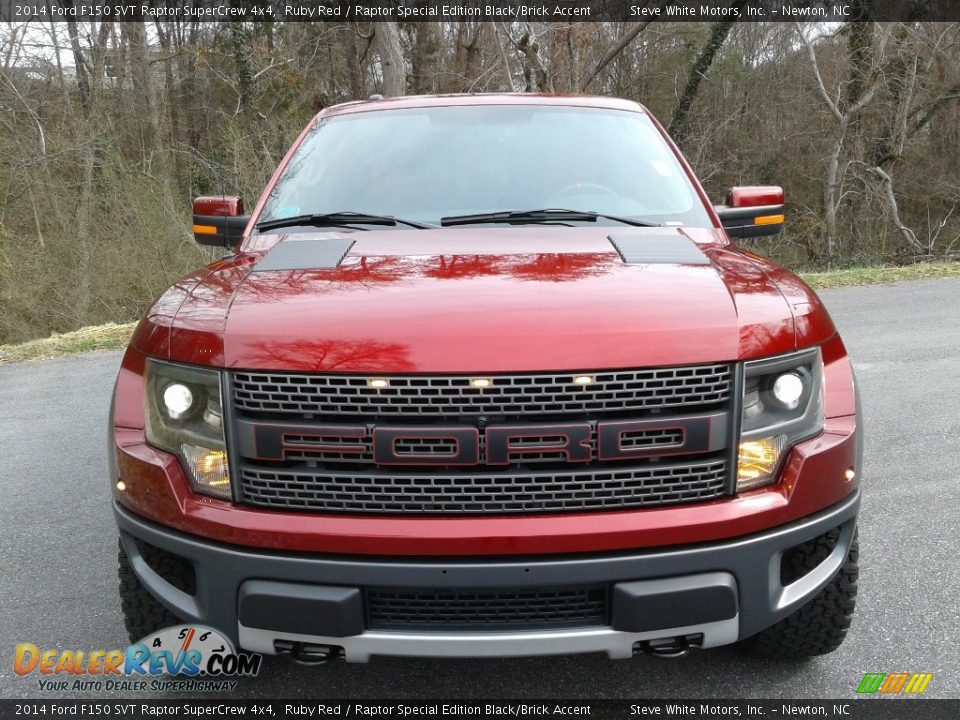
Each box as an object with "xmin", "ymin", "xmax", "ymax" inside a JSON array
[
  {"xmin": 737, "ymin": 348, "xmax": 824, "ymax": 491},
  {"xmin": 145, "ymin": 359, "xmax": 231, "ymax": 500}
]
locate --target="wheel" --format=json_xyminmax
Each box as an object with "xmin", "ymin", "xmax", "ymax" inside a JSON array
[
  {"xmin": 741, "ymin": 529, "xmax": 859, "ymax": 659},
  {"xmin": 117, "ymin": 539, "xmax": 185, "ymax": 643}
]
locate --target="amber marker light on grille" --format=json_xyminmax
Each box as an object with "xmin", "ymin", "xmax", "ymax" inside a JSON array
[
  {"xmin": 470, "ymin": 378, "xmax": 493, "ymax": 388},
  {"xmin": 192, "ymin": 224, "xmax": 218, "ymax": 235},
  {"xmin": 754, "ymin": 214, "xmax": 785, "ymax": 225},
  {"xmin": 737, "ymin": 436, "xmax": 786, "ymax": 491},
  {"xmin": 180, "ymin": 445, "xmax": 231, "ymax": 498},
  {"xmin": 367, "ymin": 378, "xmax": 390, "ymax": 388},
  {"xmin": 572, "ymin": 375, "xmax": 595, "ymax": 385}
]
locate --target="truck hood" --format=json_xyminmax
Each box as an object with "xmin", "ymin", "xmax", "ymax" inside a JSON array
[{"xmin": 142, "ymin": 227, "xmax": 833, "ymax": 372}]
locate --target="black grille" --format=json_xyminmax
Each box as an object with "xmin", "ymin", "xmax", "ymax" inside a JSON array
[
  {"xmin": 238, "ymin": 458, "xmax": 728, "ymax": 514},
  {"xmin": 366, "ymin": 585, "xmax": 608, "ymax": 630},
  {"xmin": 230, "ymin": 363, "xmax": 737, "ymax": 516},
  {"xmin": 232, "ymin": 364, "xmax": 732, "ymax": 418}
]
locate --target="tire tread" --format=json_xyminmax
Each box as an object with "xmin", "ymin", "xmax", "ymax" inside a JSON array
[
  {"xmin": 117, "ymin": 540, "xmax": 183, "ymax": 643},
  {"xmin": 743, "ymin": 530, "xmax": 859, "ymax": 659}
]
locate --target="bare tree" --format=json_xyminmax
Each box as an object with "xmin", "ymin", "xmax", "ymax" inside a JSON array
[{"xmin": 797, "ymin": 22, "xmax": 884, "ymax": 259}]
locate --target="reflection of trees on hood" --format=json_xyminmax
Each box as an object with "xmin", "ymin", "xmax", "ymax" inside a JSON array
[
  {"xmin": 189, "ymin": 251, "xmax": 623, "ymax": 308},
  {"xmin": 246, "ymin": 339, "xmax": 416, "ymax": 373}
]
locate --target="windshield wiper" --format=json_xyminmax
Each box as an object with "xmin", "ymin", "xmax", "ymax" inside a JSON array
[
  {"xmin": 440, "ymin": 209, "xmax": 661, "ymax": 228},
  {"xmin": 256, "ymin": 212, "xmax": 434, "ymax": 232}
]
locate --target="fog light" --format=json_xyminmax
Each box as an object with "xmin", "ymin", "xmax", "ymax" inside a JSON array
[
  {"xmin": 162, "ymin": 383, "xmax": 194, "ymax": 419},
  {"xmin": 772, "ymin": 372, "xmax": 804, "ymax": 409},
  {"xmin": 180, "ymin": 445, "xmax": 231, "ymax": 499},
  {"xmin": 737, "ymin": 436, "xmax": 786, "ymax": 491}
]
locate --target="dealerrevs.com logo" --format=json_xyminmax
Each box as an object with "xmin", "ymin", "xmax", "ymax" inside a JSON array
[{"xmin": 14, "ymin": 625, "xmax": 262, "ymax": 692}]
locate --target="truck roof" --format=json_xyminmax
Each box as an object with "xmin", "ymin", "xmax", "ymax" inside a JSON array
[{"xmin": 320, "ymin": 93, "xmax": 648, "ymax": 119}]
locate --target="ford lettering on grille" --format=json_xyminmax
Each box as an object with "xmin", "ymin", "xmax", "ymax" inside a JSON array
[{"xmin": 234, "ymin": 414, "xmax": 726, "ymax": 466}]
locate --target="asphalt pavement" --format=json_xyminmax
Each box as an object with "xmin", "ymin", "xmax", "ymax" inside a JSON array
[{"xmin": 1, "ymin": 277, "xmax": 958, "ymax": 699}]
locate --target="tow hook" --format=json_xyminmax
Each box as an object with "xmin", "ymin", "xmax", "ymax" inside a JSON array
[
  {"xmin": 636, "ymin": 633, "xmax": 703, "ymax": 659},
  {"xmin": 275, "ymin": 640, "xmax": 345, "ymax": 665}
]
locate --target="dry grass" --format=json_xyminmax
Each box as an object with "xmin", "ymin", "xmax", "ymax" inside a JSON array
[
  {"xmin": 802, "ymin": 261, "xmax": 960, "ymax": 289},
  {"xmin": 0, "ymin": 322, "xmax": 136, "ymax": 365},
  {"xmin": 0, "ymin": 261, "xmax": 957, "ymax": 365}
]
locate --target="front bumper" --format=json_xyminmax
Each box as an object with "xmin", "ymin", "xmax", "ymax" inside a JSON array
[{"xmin": 116, "ymin": 488, "xmax": 858, "ymax": 661}]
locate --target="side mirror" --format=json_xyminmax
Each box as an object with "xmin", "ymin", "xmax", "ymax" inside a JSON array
[
  {"xmin": 714, "ymin": 186, "xmax": 785, "ymax": 238},
  {"xmin": 192, "ymin": 196, "xmax": 250, "ymax": 248}
]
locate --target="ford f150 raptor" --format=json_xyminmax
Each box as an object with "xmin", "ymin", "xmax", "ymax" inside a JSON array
[{"xmin": 110, "ymin": 94, "xmax": 861, "ymax": 662}]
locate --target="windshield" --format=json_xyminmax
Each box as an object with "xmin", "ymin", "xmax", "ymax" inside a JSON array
[{"xmin": 258, "ymin": 105, "xmax": 712, "ymax": 228}]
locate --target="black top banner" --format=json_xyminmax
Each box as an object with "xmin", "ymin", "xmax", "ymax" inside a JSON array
[{"xmin": 0, "ymin": 0, "xmax": 957, "ymax": 23}]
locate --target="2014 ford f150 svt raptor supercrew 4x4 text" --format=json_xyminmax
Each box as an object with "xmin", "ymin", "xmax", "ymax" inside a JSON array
[{"xmin": 109, "ymin": 94, "xmax": 861, "ymax": 663}]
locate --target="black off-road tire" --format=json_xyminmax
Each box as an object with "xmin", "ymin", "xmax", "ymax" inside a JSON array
[
  {"xmin": 741, "ymin": 530, "xmax": 859, "ymax": 659},
  {"xmin": 117, "ymin": 539, "xmax": 184, "ymax": 643}
]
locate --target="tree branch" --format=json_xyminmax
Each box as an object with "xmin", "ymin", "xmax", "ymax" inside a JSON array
[{"xmin": 580, "ymin": 16, "xmax": 656, "ymax": 92}]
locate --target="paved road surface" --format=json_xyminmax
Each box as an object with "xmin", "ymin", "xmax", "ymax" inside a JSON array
[{"xmin": 1, "ymin": 278, "xmax": 958, "ymax": 699}]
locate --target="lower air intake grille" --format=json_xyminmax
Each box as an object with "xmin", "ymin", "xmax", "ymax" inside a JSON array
[
  {"xmin": 366, "ymin": 585, "xmax": 608, "ymax": 630},
  {"xmin": 238, "ymin": 458, "xmax": 728, "ymax": 514}
]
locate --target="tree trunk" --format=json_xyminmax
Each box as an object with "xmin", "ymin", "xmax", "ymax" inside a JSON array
[
  {"xmin": 411, "ymin": 23, "xmax": 438, "ymax": 94},
  {"xmin": 122, "ymin": 22, "xmax": 162, "ymax": 153},
  {"xmin": 824, "ymin": 127, "xmax": 845, "ymax": 260},
  {"xmin": 494, "ymin": 23, "xmax": 516, "ymax": 92},
  {"xmin": 340, "ymin": 23, "xmax": 364, "ymax": 99},
  {"xmin": 374, "ymin": 22, "xmax": 406, "ymax": 96},
  {"xmin": 517, "ymin": 32, "xmax": 552, "ymax": 93},
  {"xmin": 230, "ymin": 23, "xmax": 254, "ymax": 114},
  {"xmin": 155, "ymin": 20, "xmax": 183, "ymax": 187},
  {"xmin": 456, "ymin": 22, "xmax": 485, "ymax": 92},
  {"xmin": 63, "ymin": 15, "xmax": 92, "ymax": 117}
]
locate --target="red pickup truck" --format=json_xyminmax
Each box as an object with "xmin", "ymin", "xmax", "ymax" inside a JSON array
[{"xmin": 110, "ymin": 94, "xmax": 861, "ymax": 663}]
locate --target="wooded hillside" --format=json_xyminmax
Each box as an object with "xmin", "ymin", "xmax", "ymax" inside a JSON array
[{"xmin": 1, "ymin": 20, "xmax": 958, "ymax": 344}]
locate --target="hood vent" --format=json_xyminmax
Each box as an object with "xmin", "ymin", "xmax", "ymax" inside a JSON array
[
  {"xmin": 609, "ymin": 235, "xmax": 711, "ymax": 265},
  {"xmin": 253, "ymin": 238, "xmax": 355, "ymax": 272}
]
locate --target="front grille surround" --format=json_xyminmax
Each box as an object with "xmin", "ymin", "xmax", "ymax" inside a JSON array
[{"xmin": 228, "ymin": 363, "xmax": 740, "ymax": 515}]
